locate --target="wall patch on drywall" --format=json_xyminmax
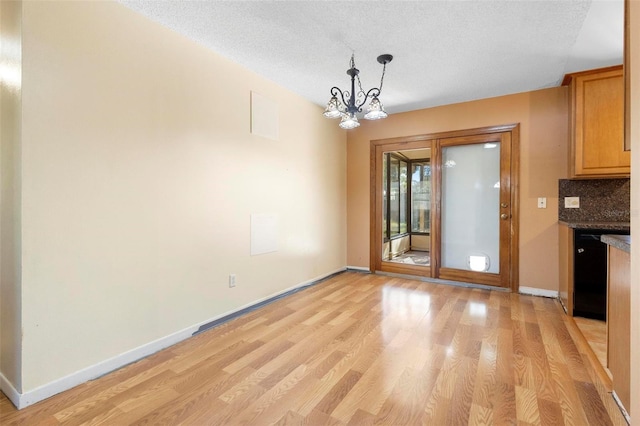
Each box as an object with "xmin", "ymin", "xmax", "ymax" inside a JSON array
[
  {"xmin": 250, "ymin": 91, "xmax": 279, "ymax": 140},
  {"xmin": 250, "ymin": 213, "xmax": 278, "ymax": 256}
]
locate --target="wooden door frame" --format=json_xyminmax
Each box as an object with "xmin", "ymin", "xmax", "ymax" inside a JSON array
[
  {"xmin": 372, "ymin": 139, "xmax": 435, "ymax": 278},
  {"xmin": 369, "ymin": 123, "xmax": 520, "ymax": 292}
]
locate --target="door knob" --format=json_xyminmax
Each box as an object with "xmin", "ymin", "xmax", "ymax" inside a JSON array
[
  {"xmin": 501, "ymin": 203, "xmax": 508, "ymax": 208},
  {"xmin": 500, "ymin": 213, "xmax": 509, "ymax": 220}
]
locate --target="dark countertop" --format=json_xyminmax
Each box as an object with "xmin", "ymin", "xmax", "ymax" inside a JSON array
[
  {"xmin": 601, "ymin": 234, "xmax": 631, "ymax": 253},
  {"xmin": 558, "ymin": 221, "xmax": 630, "ymax": 231}
]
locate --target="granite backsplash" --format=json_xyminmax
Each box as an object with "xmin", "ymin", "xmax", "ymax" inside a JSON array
[{"xmin": 558, "ymin": 178, "xmax": 630, "ymax": 222}]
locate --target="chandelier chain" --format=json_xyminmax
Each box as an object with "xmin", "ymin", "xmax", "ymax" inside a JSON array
[
  {"xmin": 378, "ymin": 63, "xmax": 387, "ymax": 94},
  {"xmin": 351, "ymin": 54, "xmax": 366, "ymax": 99},
  {"xmin": 351, "ymin": 53, "xmax": 387, "ymax": 98}
]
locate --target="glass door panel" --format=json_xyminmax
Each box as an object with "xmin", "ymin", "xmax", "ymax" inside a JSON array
[
  {"xmin": 411, "ymin": 162, "xmax": 431, "ymax": 234},
  {"xmin": 389, "ymin": 156, "xmax": 401, "ymax": 237},
  {"xmin": 380, "ymin": 149, "xmax": 431, "ymax": 271},
  {"xmin": 382, "ymin": 154, "xmax": 409, "ymax": 261},
  {"xmin": 441, "ymin": 143, "xmax": 500, "ymax": 273},
  {"xmin": 382, "ymin": 155, "xmax": 388, "ymax": 241}
]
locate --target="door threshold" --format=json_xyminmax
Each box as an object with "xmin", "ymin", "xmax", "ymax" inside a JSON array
[{"xmin": 374, "ymin": 270, "xmax": 510, "ymax": 292}]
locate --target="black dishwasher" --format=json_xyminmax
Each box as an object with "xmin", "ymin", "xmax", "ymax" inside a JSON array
[{"xmin": 573, "ymin": 229, "xmax": 626, "ymax": 320}]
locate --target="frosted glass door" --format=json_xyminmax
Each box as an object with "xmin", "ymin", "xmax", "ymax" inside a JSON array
[{"xmin": 441, "ymin": 143, "xmax": 500, "ymax": 273}]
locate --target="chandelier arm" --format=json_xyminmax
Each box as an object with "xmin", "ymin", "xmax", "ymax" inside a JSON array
[
  {"xmin": 330, "ymin": 87, "xmax": 350, "ymax": 107},
  {"xmin": 356, "ymin": 87, "xmax": 382, "ymax": 109},
  {"xmin": 356, "ymin": 73, "xmax": 365, "ymax": 98}
]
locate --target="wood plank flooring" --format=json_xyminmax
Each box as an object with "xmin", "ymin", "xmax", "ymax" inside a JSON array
[
  {"xmin": 0, "ymin": 272, "xmax": 627, "ymax": 425},
  {"xmin": 573, "ymin": 316, "xmax": 608, "ymax": 374}
]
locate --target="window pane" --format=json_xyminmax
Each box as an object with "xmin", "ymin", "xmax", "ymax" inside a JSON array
[
  {"xmin": 399, "ymin": 161, "xmax": 408, "ymax": 234},
  {"xmin": 382, "ymin": 154, "xmax": 388, "ymax": 240},
  {"xmin": 441, "ymin": 143, "xmax": 500, "ymax": 273},
  {"xmin": 411, "ymin": 162, "xmax": 431, "ymax": 233},
  {"xmin": 389, "ymin": 157, "xmax": 400, "ymax": 236}
]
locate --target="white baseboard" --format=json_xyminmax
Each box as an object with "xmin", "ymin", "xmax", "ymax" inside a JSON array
[
  {"xmin": 519, "ymin": 286, "xmax": 558, "ymax": 298},
  {"xmin": 0, "ymin": 372, "xmax": 21, "ymax": 408},
  {"xmin": 0, "ymin": 267, "xmax": 347, "ymax": 410}
]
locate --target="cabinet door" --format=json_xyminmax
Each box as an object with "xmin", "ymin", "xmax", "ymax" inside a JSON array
[{"xmin": 573, "ymin": 68, "xmax": 630, "ymax": 177}]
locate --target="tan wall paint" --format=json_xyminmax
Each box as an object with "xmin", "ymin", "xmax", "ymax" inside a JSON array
[
  {"xmin": 628, "ymin": 0, "xmax": 639, "ymax": 418},
  {"xmin": 14, "ymin": 1, "xmax": 345, "ymax": 392},
  {"xmin": 347, "ymin": 87, "xmax": 568, "ymax": 292},
  {"xmin": 0, "ymin": 0, "xmax": 24, "ymax": 391}
]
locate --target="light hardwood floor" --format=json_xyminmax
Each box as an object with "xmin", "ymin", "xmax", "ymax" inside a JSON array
[
  {"xmin": 573, "ymin": 316, "xmax": 608, "ymax": 374},
  {"xmin": 0, "ymin": 272, "xmax": 627, "ymax": 425}
]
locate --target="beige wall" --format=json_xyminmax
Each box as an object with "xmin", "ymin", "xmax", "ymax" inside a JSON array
[
  {"xmin": 4, "ymin": 0, "xmax": 346, "ymax": 393},
  {"xmin": 347, "ymin": 87, "xmax": 568, "ymax": 292},
  {"xmin": 0, "ymin": 0, "xmax": 23, "ymax": 392},
  {"xmin": 628, "ymin": 0, "xmax": 639, "ymax": 418}
]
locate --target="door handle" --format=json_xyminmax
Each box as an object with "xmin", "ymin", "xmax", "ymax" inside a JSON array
[
  {"xmin": 500, "ymin": 213, "xmax": 509, "ymax": 220},
  {"xmin": 501, "ymin": 203, "xmax": 508, "ymax": 208}
]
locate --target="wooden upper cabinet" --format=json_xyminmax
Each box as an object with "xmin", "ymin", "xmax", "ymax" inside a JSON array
[{"xmin": 564, "ymin": 66, "xmax": 630, "ymax": 178}]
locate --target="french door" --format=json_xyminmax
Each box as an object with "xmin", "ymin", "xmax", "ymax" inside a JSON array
[{"xmin": 370, "ymin": 124, "xmax": 519, "ymax": 290}]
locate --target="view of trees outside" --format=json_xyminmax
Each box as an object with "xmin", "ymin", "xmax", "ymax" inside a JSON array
[
  {"xmin": 383, "ymin": 153, "xmax": 430, "ymax": 240},
  {"xmin": 411, "ymin": 162, "xmax": 431, "ymax": 233},
  {"xmin": 381, "ymin": 153, "xmax": 431, "ymax": 264},
  {"xmin": 389, "ymin": 156, "xmax": 407, "ymax": 237}
]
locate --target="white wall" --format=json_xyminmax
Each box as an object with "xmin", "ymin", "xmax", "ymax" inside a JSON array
[{"xmin": 2, "ymin": 0, "xmax": 346, "ymax": 399}]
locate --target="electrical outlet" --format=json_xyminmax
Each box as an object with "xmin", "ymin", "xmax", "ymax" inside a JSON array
[
  {"xmin": 537, "ymin": 197, "xmax": 547, "ymax": 208},
  {"xmin": 564, "ymin": 197, "xmax": 580, "ymax": 209},
  {"xmin": 229, "ymin": 274, "xmax": 236, "ymax": 288}
]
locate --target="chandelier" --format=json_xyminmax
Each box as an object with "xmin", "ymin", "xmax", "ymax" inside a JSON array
[{"xmin": 323, "ymin": 53, "xmax": 393, "ymax": 129}]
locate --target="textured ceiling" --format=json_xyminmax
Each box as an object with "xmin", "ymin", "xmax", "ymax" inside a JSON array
[{"xmin": 119, "ymin": 0, "xmax": 623, "ymax": 114}]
